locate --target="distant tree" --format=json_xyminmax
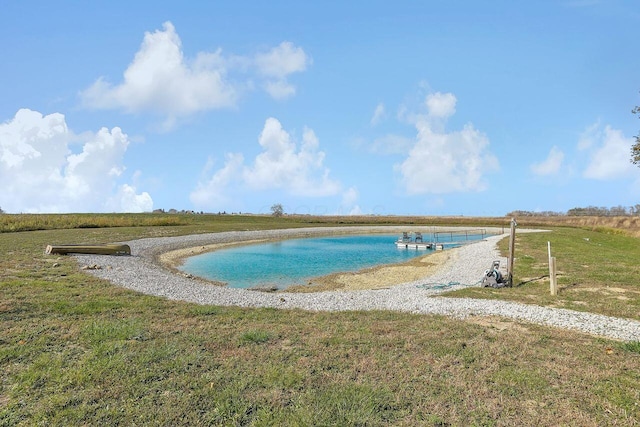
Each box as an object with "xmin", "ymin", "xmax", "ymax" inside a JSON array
[
  {"xmin": 632, "ymin": 105, "xmax": 640, "ymax": 165},
  {"xmin": 270, "ymin": 203, "xmax": 284, "ymax": 217},
  {"xmin": 566, "ymin": 205, "xmax": 635, "ymax": 217},
  {"xmin": 0, "ymin": 206, "xmax": 4, "ymax": 214},
  {"xmin": 609, "ymin": 205, "xmax": 629, "ymax": 216}
]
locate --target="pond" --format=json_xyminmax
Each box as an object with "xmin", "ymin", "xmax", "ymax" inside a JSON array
[{"xmin": 178, "ymin": 233, "xmax": 485, "ymax": 290}]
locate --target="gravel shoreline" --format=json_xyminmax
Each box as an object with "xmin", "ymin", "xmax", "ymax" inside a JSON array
[{"xmin": 74, "ymin": 226, "xmax": 640, "ymax": 342}]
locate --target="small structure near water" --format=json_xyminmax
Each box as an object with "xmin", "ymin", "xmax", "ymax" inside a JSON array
[{"xmin": 395, "ymin": 229, "xmax": 487, "ymax": 250}]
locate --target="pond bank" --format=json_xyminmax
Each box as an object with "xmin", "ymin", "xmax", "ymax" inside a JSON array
[{"xmin": 72, "ymin": 226, "xmax": 640, "ymax": 341}]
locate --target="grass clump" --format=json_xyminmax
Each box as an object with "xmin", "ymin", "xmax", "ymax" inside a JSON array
[
  {"xmin": 620, "ymin": 341, "xmax": 640, "ymax": 354},
  {"xmin": 240, "ymin": 330, "xmax": 272, "ymax": 344},
  {"xmin": 0, "ymin": 213, "xmax": 185, "ymax": 232}
]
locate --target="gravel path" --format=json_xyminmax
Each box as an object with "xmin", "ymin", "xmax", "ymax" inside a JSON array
[{"xmin": 75, "ymin": 226, "xmax": 640, "ymax": 342}]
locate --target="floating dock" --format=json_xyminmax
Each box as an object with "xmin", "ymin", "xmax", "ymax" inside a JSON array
[
  {"xmin": 395, "ymin": 241, "xmax": 446, "ymax": 250},
  {"xmin": 395, "ymin": 229, "xmax": 487, "ymax": 250}
]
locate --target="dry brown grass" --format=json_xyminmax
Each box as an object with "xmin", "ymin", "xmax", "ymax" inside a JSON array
[{"xmin": 511, "ymin": 215, "xmax": 640, "ymax": 237}]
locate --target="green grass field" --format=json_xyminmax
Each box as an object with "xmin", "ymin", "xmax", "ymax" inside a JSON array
[
  {"xmin": 447, "ymin": 226, "xmax": 640, "ymax": 321},
  {"xmin": 1, "ymin": 214, "xmax": 639, "ymax": 425}
]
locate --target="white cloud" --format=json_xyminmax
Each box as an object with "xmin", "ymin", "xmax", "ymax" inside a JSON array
[
  {"xmin": 347, "ymin": 205, "xmax": 363, "ymax": 215},
  {"xmin": 339, "ymin": 187, "xmax": 362, "ymax": 215},
  {"xmin": 370, "ymin": 103, "xmax": 386, "ymax": 126},
  {"xmin": 342, "ymin": 187, "xmax": 359, "ymax": 206},
  {"xmin": 190, "ymin": 118, "xmax": 340, "ymax": 210},
  {"xmin": 582, "ymin": 124, "xmax": 635, "ymax": 180},
  {"xmin": 397, "ymin": 93, "xmax": 498, "ymax": 194},
  {"xmin": 190, "ymin": 153, "xmax": 244, "ymax": 209},
  {"xmin": 81, "ymin": 23, "xmax": 310, "ymax": 123},
  {"xmin": 107, "ymin": 184, "xmax": 154, "ymax": 212},
  {"xmin": 255, "ymin": 41, "xmax": 310, "ymax": 78},
  {"xmin": 263, "ymin": 80, "xmax": 297, "ymax": 100},
  {"xmin": 577, "ymin": 120, "xmax": 601, "ymax": 151},
  {"xmin": 531, "ymin": 146, "xmax": 564, "ymax": 176},
  {"xmin": 81, "ymin": 22, "xmax": 236, "ymax": 124},
  {"xmin": 0, "ymin": 109, "xmax": 152, "ymax": 213},
  {"xmin": 425, "ymin": 92, "xmax": 456, "ymax": 119},
  {"xmin": 243, "ymin": 118, "xmax": 340, "ymax": 196},
  {"xmin": 255, "ymin": 42, "xmax": 311, "ymax": 100}
]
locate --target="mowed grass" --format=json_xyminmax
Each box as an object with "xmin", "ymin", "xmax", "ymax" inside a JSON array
[
  {"xmin": 1, "ymin": 215, "xmax": 639, "ymax": 425},
  {"xmin": 446, "ymin": 227, "xmax": 640, "ymax": 321}
]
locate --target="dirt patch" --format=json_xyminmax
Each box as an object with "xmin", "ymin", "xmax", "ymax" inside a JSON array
[
  {"xmin": 580, "ymin": 286, "xmax": 639, "ymax": 295},
  {"xmin": 467, "ymin": 315, "xmax": 531, "ymax": 334}
]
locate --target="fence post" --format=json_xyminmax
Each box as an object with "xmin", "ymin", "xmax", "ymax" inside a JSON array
[
  {"xmin": 550, "ymin": 257, "xmax": 558, "ymax": 296},
  {"xmin": 507, "ymin": 218, "xmax": 517, "ymax": 286}
]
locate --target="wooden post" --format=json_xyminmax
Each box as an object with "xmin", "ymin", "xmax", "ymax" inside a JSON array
[
  {"xmin": 507, "ymin": 218, "xmax": 517, "ymax": 286},
  {"xmin": 549, "ymin": 256, "xmax": 558, "ymax": 296}
]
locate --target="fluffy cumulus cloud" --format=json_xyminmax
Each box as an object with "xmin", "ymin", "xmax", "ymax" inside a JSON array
[
  {"xmin": 255, "ymin": 42, "xmax": 311, "ymax": 100},
  {"xmin": 582, "ymin": 124, "xmax": 635, "ymax": 180},
  {"xmin": 0, "ymin": 109, "xmax": 152, "ymax": 213},
  {"xmin": 81, "ymin": 22, "xmax": 310, "ymax": 126},
  {"xmin": 397, "ymin": 92, "xmax": 499, "ymax": 194},
  {"xmin": 190, "ymin": 118, "xmax": 340, "ymax": 210},
  {"xmin": 531, "ymin": 146, "xmax": 564, "ymax": 176}
]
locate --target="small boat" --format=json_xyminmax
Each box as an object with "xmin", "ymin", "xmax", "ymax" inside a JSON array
[{"xmin": 45, "ymin": 244, "xmax": 131, "ymax": 256}]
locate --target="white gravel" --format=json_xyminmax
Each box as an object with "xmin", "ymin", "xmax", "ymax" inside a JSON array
[{"xmin": 74, "ymin": 226, "xmax": 640, "ymax": 342}]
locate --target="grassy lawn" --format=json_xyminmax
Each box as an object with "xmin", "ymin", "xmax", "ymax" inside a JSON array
[
  {"xmin": 1, "ymin": 214, "xmax": 639, "ymax": 425},
  {"xmin": 447, "ymin": 227, "xmax": 640, "ymax": 321}
]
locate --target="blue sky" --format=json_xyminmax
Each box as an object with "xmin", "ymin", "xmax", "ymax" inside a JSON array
[{"xmin": 1, "ymin": 1, "xmax": 640, "ymax": 215}]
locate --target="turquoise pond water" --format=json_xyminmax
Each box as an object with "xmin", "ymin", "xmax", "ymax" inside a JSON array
[{"xmin": 179, "ymin": 233, "xmax": 485, "ymax": 290}]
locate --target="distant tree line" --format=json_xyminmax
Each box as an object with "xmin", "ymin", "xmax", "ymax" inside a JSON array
[
  {"xmin": 153, "ymin": 208, "xmax": 206, "ymax": 214},
  {"xmin": 152, "ymin": 208, "xmax": 250, "ymax": 215},
  {"xmin": 506, "ymin": 210, "xmax": 565, "ymax": 217},
  {"xmin": 508, "ymin": 205, "xmax": 640, "ymax": 217}
]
